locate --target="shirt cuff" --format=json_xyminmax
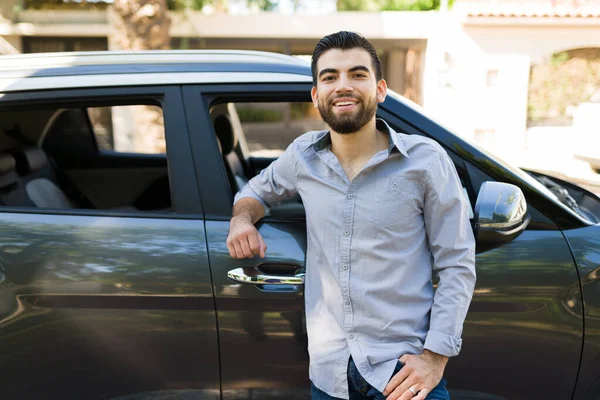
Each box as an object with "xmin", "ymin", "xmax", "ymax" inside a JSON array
[
  {"xmin": 423, "ymin": 329, "xmax": 462, "ymax": 357},
  {"xmin": 233, "ymin": 185, "xmax": 271, "ymax": 216}
]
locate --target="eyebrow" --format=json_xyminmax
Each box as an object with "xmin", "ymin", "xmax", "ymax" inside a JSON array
[{"xmin": 318, "ymin": 65, "xmax": 371, "ymax": 79}]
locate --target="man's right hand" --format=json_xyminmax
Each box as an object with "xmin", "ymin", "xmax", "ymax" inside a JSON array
[{"xmin": 226, "ymin": 216, "xmax": 267, "ymax": 259}]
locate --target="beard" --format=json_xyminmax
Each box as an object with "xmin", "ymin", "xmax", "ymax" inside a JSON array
[{"xmin": 318, "ymin": 94, "xmax": 378, "ymax": 134}]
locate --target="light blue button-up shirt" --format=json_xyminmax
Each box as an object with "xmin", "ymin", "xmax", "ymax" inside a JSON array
[{"xmin": 234, "ymin": 119, "xmax": 476, "ymax": 399}]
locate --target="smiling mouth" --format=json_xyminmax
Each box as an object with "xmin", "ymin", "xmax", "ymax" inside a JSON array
[{"xmin": 332, "ymin": 99, "xmax": 359, "ymax": 108}]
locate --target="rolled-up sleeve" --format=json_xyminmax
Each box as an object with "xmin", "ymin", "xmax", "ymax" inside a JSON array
[
  {"xmin": 422, "ymin": 147, "xmax": 476, "ymax": 357},
  {"xmin": 233, "ymin": 141, "xmax": 299, "ymax": 215}
]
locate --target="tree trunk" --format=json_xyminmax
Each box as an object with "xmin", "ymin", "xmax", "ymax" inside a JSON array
[
  {"xmin": 112, "ymin": 0, "xmax": 171, "ymax": 51},
  {"xmin": 110, "ymin": 0, "xmax": 171, "ymax": 153}
]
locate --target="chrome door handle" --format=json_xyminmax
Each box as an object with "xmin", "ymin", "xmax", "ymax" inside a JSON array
[{"xmin": 227, "ymin": 267, "xmax": 305, "ymax": 285}]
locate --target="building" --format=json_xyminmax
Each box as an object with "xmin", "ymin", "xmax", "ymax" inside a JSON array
[{"xmin": 2, "ymin": 0, "xmax": 600, "ymax": 179}]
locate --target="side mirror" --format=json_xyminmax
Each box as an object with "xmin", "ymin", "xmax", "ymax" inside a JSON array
[{"xmin": 474, "ymin": 181, "xmax": 531, "ymax": 254}]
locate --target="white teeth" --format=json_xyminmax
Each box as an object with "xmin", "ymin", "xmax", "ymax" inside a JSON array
[{"xmin": 336, "ymin": 102, "xmax": 355, "ymax": 106}]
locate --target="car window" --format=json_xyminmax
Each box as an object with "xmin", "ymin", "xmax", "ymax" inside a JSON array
[
  {"xmin": 0, "ymin": 102, "xmax": 173, "ymax": 214},
  {"xmin": 88, "ymin": 105, "xmax": 166, "ymax": 154},
  {"xmin": 233, "ymin": 102, "xmax": 326, "ymax": 157}
]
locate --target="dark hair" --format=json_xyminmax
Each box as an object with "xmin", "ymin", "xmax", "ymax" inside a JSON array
[{"xmin": 311, "ymin": 31, "xmax": 383, "ymax": 85}]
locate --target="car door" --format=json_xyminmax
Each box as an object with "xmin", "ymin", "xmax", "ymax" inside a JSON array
[
  {"xmin": 183, "ymin": 84, "xmax": 312, "ymax": 400},
  {"xmin": 0, "ymin": 86, "xmax": 220, "ymax": 400},
  {"xmin": 185, "ymin": 79, "xmax": 583, "ymax": 400},
  {"xmin": 378, "ymin": 104, "xmax": 583, "ymax": 400}
]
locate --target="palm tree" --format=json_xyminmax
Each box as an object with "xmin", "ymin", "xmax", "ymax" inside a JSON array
[{"xmin": 112, "ymin": 0, "xmax": 171, "ymax": 50}]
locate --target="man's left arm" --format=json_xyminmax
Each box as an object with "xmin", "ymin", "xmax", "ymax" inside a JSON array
[
  {"xmin": 384, "ymin": 147, "xmax": 476, "ymax": 400},
  {"xmin": 422, "ymin": 149, "xmax": 476, "ymax": 358}
]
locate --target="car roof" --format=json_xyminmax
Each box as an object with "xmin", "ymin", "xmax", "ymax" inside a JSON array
[{"xmin": 0, "ymin": 50, "xmax": 313, "ymax": 92}]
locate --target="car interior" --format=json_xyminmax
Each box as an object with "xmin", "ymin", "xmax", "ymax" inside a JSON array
[
  {"xmin": 0, "ymin": 106, "xmax": 171, "ymax": 213},
  {"xmin": 0, "ymin": 101, "xmax": 306, "ymax": 218},
  {"xmin": 209, "ymin": 102, "xmax": 307, "ymax": 219}
]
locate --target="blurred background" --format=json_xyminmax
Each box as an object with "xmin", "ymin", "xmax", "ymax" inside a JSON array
[{"xmin": 1, "ymin": 0, "xmax": 600, "ymax": 192}]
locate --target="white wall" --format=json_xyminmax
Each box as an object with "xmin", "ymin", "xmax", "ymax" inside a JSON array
[{"xmin": 423, "ymin": 18, "xmax": 600, "ymax": 165}]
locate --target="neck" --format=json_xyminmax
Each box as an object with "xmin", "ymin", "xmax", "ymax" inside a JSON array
[{"xmin": 329, "ymin": 119, "xmax": 388, "ymax": 162}]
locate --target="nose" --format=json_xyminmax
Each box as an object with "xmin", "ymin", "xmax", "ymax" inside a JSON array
[{"xmin": 335, "ymin": 74, "xmax": 354, "ymax": 93}]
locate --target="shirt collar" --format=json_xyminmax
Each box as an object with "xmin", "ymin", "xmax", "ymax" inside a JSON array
[
  {"xmin": 310, "ymin": 118, "xmax": 409, "ymax": 158},
  {"xmin": 377, "ymin": 118, "xmax": 409, "ymax": 158}
]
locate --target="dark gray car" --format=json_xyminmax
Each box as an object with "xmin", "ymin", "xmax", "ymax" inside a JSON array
[{"xmin": 0, "ymin": 50, "xmax": 599, "ymax": 400}]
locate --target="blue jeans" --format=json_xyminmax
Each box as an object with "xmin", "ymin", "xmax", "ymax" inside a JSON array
[{"xmin": 311, "ymin": 357, "xmax": 450, "ymax": 400}]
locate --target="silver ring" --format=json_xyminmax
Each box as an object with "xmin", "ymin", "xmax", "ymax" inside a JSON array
[{"xmin": 409, "ymin": 386, "xmax": 417, "ymax": 395}]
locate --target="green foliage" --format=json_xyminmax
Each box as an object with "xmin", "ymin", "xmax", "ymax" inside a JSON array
[
  {"xmin": 337, "ymin": 0, "xmax": 454, "ymax": 11},
  {"xmin": 24, "ymin": 0, "xmax": 274, "ymax": 11},
  {"xmin": 290, "ymin": 102, "xmax": 314, "ymax": 120},
  {"xmin": 167, "ymin": 0, "xmax": 208, "ymax": 10},
  {"xmin": 24, "ymin": 0, "xmax": 109, "ymax": 10},
  {"xmin": 237, "ymin": 107, "xmax": 283, "ymax": 123},
  {"xmin": 528, "ymin": 50, "xmax": 600, "ymax": 126},
  {"xmin": 248, "ymin": 0, "xmax": 276, "ymax": 11},
  {"xmin": 337, "ymin": 0, "xmax": 379, "ymax": 12},
  {"xmin": 551, "ymin": 51, "xmax": 569, "ymax": 66}
]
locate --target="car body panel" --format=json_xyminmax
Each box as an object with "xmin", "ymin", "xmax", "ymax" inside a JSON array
[
  {"xmin": 451, "ymin": 229, "xmax": 582, "ymax": 400},
  {"xmin": 0, "ymin": 83, "xmax": 219, "ymax": 398},
  {"xmin": 562, "ymin": 224, "xmax": 600, "ymax": 400},
  {"xmin": 205, "ymin": 220, "xmax": 309, "ymax": 399},
  {"xmin": 0, "ymin": 213, "xmax": 218, "ymax": 399}
]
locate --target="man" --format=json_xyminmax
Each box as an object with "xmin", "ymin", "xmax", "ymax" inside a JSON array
[{"xmin": 226, "ymin": 31, "xmax": 476, "ymax": 400}]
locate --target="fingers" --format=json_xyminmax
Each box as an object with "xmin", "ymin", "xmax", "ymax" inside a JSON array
[
  {"xmin": 247, "ymin": 233, "xmax": 261, "ymax": 258},
  {"xmin": 226, "ymin": 223, "xmax": 266, "ymax": 259},
  {"xmin": 226, "ymin": 238, "xmax": 236, "ymax": 258},
  {"xmin": 397, "ymin": 384, "xmax": 419, "ymax": 400},
  {"xmin": 387, "ymin": 377, "xmax": 418, "ymax": 400},
  {"xmin": 239, "ymin": 236, "xmax": 256, "ymax": 258},
  {"xmin": 231, "ymin": 241, "xmax": 244, "ymax": 259},
  {"xmin": 412, "ymin": 388, "xmax": 431, "ymax": 400},
  {"xmin": 257, "ymin": 233, "xmax": 267, "ymax": 258},
  {"xmin": 384, "ymin": 363, "xmax": 410, "ymax": 395}
]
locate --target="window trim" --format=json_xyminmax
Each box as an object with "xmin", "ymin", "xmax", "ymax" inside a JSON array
[{"xmin": 0, "ymin": 85, "xmax": 203, "ymax": 217}]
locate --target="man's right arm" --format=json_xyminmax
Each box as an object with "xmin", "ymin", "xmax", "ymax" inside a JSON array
[{"xmin": 226, "ymin": 141, "xmax": 299, "ymax": 259}]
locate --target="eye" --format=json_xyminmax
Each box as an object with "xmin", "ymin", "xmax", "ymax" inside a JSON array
[
  {"xmin": 322, "ymin": 76, "xmax": 335, "ymax": 82},
  {"xmin": 354, "ymin": 73, "xmax": 367, "ymax": 78}
]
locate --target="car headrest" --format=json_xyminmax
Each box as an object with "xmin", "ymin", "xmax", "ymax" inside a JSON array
[
  {"xmin": 213, "ymin": 114, "xmax": 238, "ymax": 155},
  {"xmin": 14, "ymin": 147, "xmax": 48, "ymax": 175},
  {"xmin": 0, "ymin": 153, "xmax": 17, "ymax": 189}
]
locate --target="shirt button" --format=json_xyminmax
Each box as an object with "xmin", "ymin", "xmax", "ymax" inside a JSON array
[
  {"xmin": 347, "ymin": 193, "xmax": 354, "ymax": 199},
  {"xmin": 342, "ymin": 264, "xmax": 348, "ymax": 270},
  {"xmin": 392, "ymin": 181, "xmax": 399, "ymax": 188},
  {"xmin": 348, "ymin": 333, "xmax": 354, "ymax": 339},
  {"xmin": 345, "ymin": 300, "xmax": 350, "ymax": 305},
  {"xmin": 343, "ymin": 229, "xmax": 350, "ymax": 236}
]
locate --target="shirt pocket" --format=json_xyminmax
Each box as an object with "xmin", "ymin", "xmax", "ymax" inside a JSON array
[{"xmin": 369, "ymin": 176, "xmax": 419, "ymax": 230}]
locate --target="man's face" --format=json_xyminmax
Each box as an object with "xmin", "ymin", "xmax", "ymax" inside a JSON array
[{"xmin": 311, "ymin": 48, "xmax": 387, "ymax": 134}]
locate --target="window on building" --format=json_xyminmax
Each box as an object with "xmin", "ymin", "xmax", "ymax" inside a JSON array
[{"xmin": 486, "ymin": 69, "xmax": 499, "ymax": 87}]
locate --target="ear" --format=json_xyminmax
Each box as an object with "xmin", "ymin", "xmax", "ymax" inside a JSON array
[
  {"xmin": 311, "ymin": 86, "xmax": 319, "ymax": 108},
  {"xmin": 376, "ymin": 79, "xmax": 388, "ymax": 103}
]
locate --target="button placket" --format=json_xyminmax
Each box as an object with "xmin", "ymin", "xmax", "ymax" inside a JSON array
[{"xmin": 341, "ymin": 184, "xmax": 357, "ymax": 335}]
